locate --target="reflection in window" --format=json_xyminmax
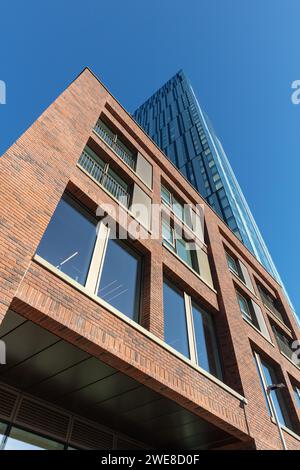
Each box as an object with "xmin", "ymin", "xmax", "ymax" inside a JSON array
[
  {"xmin": 192, "ymin": 303, "xmax": 222, "ymax": 379},
  {"xmin": 37, "ymin": 195, "xmax": 97, "ymax": 286},
  {"xmin": 97, "ymin": 239, "xmax": 141, "ymax": 321},
  {"xmin": 163, "ymin": 280, "xmax": 190, "ymax": 358},
  {"xmin": 3, "ymin": 427, "xmax": 64, "ymax": 450}
]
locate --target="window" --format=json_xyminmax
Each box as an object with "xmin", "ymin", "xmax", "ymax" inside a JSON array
[
  {"xmin": 97, "ymin": 239, "xmax": 141, "ymax": 321},
  {"xmin": 37, "ymin": 195, "xmax": 98, "ymax": 286},
  {"xmin": 2, "ymin": 427, "xmax": 64, "ymax": 450},
  {"xmin": 163, "ymin": 279, "xmax": 222, "ymax": 379},
  {"xmin": 37, "ymin": 195, "xmax": 142, "ymax": 322},
  {"xmin": 254, "ymin": 353, "xmax": 291, "ymax": 429},
  {"xmin": 162, "ymin": 220, "xmax": 199, "ymax": 273},
  {"xmin": 163, "ymin": 280, "xmax": 190, "ymax": 358},
  {"xmin": 293, "ymin": 385, "xmax": 300, "ymax": 408},
  {"xmin": 161, "ymin": 185, "xmax": 193, "ymax": 229},
  {"xmin": 226, "ymin": 252, "xmax": 243, "ymax": 279},
  {"xmin": 237, "ymin": 292, "xmax": 254, "ymax": 324},
  {"xmin": 162, "ymin": 219, "xmax": 175, "ymax": 249},
  {"xmin": 191, "ymin": 303, "xmax": 222, "ymax": 378},
  {"xmin": 236, "ymin": 291, "xmax": 271, "ymax": 340},
  {"xmin": 161, "ymin": 185, "xmax": 171, "ymax": 206}
]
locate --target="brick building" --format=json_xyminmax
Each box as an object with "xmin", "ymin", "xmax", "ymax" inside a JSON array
[{"xmin": 0, "ymin": 68, "xmax": 299, "ymax": 450}]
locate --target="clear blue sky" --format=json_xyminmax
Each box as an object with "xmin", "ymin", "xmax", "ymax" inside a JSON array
[{"xmin": 0, "ymin": 1, "xmax": 299, "ymax": 317}]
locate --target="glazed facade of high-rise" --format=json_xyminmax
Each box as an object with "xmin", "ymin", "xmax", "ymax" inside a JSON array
[
  {"xmin": 133, "ymin": 71, "xmax": 294, "ymax": 314},
  {"xmin": 0, "ymin": 68, "xmax": 299, "ymax": 450}
]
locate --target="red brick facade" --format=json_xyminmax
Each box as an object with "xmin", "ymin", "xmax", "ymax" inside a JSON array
[{"xmin": 0, "ymin": 68, "xmax": 299, "ymax": 450}]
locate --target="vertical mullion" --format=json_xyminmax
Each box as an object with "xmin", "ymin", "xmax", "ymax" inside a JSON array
[
  {"xmin": 85, "ymin": 223, "xmax": 110, "ymax": 294},
  {"xmin": 184, "ymin": 293, "xmax": 197, "ymax": 363}
]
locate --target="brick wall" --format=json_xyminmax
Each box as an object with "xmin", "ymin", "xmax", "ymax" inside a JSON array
[{"xmin": 0, "ymin": 67, "xmax": 299, "ymax": 449}]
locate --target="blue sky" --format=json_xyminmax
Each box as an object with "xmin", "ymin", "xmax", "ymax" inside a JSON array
[{"xmin": 0, "ymin": 0, "xmax": 299, "ymax": 317}]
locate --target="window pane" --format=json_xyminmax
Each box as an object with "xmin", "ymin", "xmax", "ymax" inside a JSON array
[
  {"xmin": 226, "ymin": 253, "xmax": 239, "ymax": 276},
  {"xmin": 4, "ymin": 427, "xmax": 64, "ymax": 450},
  {"xmin": 161, "ymin": 185, "xmax": 171, "ymax": 205},
  {"xmin": 192, "ymin": 303, "xmax": 222, "ymax": 379},
  {"xmin": 176, "ymin": 236, "xmax": 193, "ymax": 268},
  {"xmin": 97, "ymin": 239, "xmax": 140, "ymax": 320},
  {"xmin": 260, "ymin": 361, "xmax": 289, "ymax": 428},
  {"xmin": 294, "ymin": 386, "xmax": 300, "ymax": 408},
  {"xmin": 173, "ymin": 198, "xmax": 184, "ymax": 221},
  {"xmin": 37, "ymin": 196, "xmax": 97, "ymax": 285},
  {"xmin": 163, "ymin": 281, "xmax": 190, "ymax": 358},
  {"xmin": 162, "ymin": 220, "xmax": 174, "ymax": 248},
  {"xmin": 237, "ymin": 293, "xmax": 252, "ymax": 321}
]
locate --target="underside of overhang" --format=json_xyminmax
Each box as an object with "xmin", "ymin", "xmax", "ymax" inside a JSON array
[{"xmin": 0, "ymin": 310, "xmax": 242, "ymax": 449}]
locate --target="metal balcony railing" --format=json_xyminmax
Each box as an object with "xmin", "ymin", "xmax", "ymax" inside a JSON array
[
  {"xmin": 259, "ymin": 287, "xmax": 285, "ymax": 323},
  {"xmin": 274, "ymin": 330, "xmax": 300, "ymax": 367},
  {"xmin": 78, "ymin": 150, "xmax": 130, "ymax": 207},
  {"xmin": 94, "ymin": 120, "xmax": 136, "ymax": 170}
]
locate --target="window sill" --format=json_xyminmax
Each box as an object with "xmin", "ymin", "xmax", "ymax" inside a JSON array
[
  {"xmin": 92, "ymin": 129, "xmax": 153, "ymax": 193},
  {"xmin": 76, "ymin": 163, "xmax": 152, "ymax": 235},
  {"xmin": 242, "ymin": 316, "xmax": 274, "ymax": 347},
  {"xmin": 32, "ymin": 254, "xmax": 247, "ymax": 405},
  {"xmin": 162, "ymin": 242, "xmax": 217, "ymax": 294}
]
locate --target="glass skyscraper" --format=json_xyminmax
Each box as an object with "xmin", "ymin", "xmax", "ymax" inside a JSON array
[{"xmin": 133, "ymin": 70, "xmax": 296, "ymax": 318}]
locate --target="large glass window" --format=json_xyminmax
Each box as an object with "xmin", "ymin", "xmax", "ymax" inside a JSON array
[
  {"xmin": 37, "ymin": 194, "xmax": 143, "ymax": 322},
  {"xmin": 192, "ymin": 303, "xmax": 222, "ymax": 379},
  {"xmin": 37, "ymin": 195, "xmax": 97, "ymax": 286},
  {"xmin": 97, "ymin": 239, "xmax": 141, "ymax": 321},
  {"xmin": 163, "ymin": 279, "xmax": 222, "ymax": 379},
  {"xmin": 3, "ymin": 427, "xmax": 64, "ymax": 450},
  {"xmin": 163, "ymin": 280, "xmax": 190, "ymax": 358},
  {"xmin": 255, "ymin": 354, "xmax": 291, "ymax": 429}
]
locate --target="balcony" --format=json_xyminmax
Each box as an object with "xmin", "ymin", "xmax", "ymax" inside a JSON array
[
  {"xmin": 273, "ymin": 328, "xmax": 300, "ymax": 368},
  {"xmin": 258, "ymin": 286, "xmax": 285, "ymax": 324},
  {"xmin": 78, "ymin": 149, "xmax": 130, "ymax": 207},
  {"xmin": 94, "ymin": 119, "xmax": 136, "ymax": 170}
]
